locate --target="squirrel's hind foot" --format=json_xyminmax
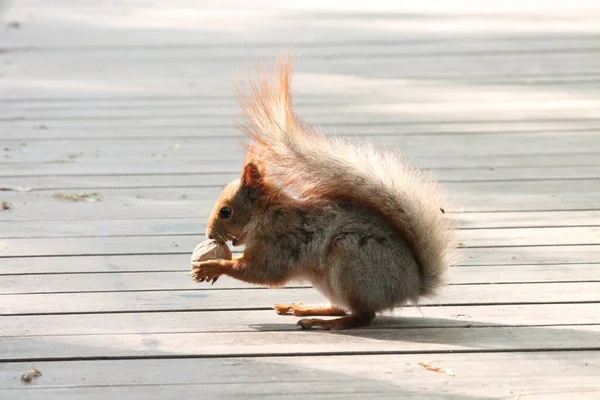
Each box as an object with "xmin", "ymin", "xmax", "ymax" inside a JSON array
[{"xmin": 297, "ymin": 312, "xmax": 375, "ymax": 330}]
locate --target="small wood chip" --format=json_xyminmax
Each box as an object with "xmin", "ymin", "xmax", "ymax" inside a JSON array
[
  {"xmin": 1, "ymin": 201, "xmax": 10, "ymax": 210},
  {"xmin": 1, "ymin": 186, "xmax": 32, "ymax": 192},
  {"xmin": 21, "ymin": 368, "xmax": 42, "ymax": 383},
  {"xmin": 440, "ymin": 207, "xmax": 445, "ymax": 214},
  {"xmin": 53, "ymin": 192, "xmax": 101, "ymax": 202},
  {"xmin": 418, "ymin": 360, "xmax": 455, "ymax": 376}
]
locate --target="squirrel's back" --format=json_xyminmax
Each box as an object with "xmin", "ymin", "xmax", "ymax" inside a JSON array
[{"xmin": 238, "ymin": 55, "xmax": 458, "ymax": 297}]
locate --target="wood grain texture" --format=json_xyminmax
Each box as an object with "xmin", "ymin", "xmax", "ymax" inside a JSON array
[
  {"xmin": 2, "ymin": 210, "xmax": 600, "ymax": 238},
  {"xmin": 3, "ymin": 303, "xmax": 600, "ymax": 337},
  {"xmin": 1, "ymin": 227, "xmax": 598, "ymax": 258},
  {"xmin": 1, "ymin": 166, "xmax": 599, "ymax": 193},
  {"xmin": 3, "ymin": 324, "xmax": 600, "ymax": 361},
  {"xmin": 2, "ymin": 181, "xmax": 599, "ymax": 223},
  {"xmin": 1, "ymin": 353, "xmax": 599, "ymax": 399},
  {"xmin": 2, "ymin": 0, "xmax": 600, "ymax": 398},
  {"xmin": 2, "ymin": 245, "xmax": 599, "ymax": 274},
  {"xmin": 3, "ymin": 133, "xmax": 600, "ymax": 166},
  {"xmin": 3, "ymin": 264, "xmax": 600, "ymax": 295},
  {"xmin": 1, "ymin": 282, "xmax": 598, "ymax": 315}
]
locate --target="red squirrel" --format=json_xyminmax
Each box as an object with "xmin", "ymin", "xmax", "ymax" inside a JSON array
[{"xmin": 190, "ymin": 55, "xmax": 458, "ymax": 330}]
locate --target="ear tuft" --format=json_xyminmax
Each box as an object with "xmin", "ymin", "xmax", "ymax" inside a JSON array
[{"xmin": 242, "ymin": 163, "xmax": 261, "ymax": 189}]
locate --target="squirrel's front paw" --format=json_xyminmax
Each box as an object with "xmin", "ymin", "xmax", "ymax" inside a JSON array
[
  {"xmin": 190, "ymin": 260, "xmax": 223, "ymax": 284},
  {"xmin": 273, "ymin": 302, "xmax": 303, "ymax": 315}
]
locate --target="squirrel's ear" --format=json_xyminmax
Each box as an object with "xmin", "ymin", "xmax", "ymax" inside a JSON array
[{"xmin": 242, "ymin": 163, "xmax": 261, "ymax": 189}]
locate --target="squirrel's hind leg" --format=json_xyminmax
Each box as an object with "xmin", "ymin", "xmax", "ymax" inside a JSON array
[
  {"xmin": 274, "ymin": 303, "xmax": 347, "ymax": 316},
  {"xmin": 297, "ymin": 312, "xmax": 375, "ymax": 330}
]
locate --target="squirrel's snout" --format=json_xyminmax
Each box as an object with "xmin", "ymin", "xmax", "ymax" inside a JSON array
[{"xmin": 206, "ymin": 229, "xmax": 226, "ymax": 244}]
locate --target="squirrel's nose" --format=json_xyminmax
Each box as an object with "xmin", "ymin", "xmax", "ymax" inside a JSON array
[{"xmin": 208, "ymin": 234, "xmax": 214, "ymax": 240}]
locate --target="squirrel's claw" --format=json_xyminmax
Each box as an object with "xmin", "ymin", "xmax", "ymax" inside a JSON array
[
  {"xmin": 190, "ymin": 261, "xmax": 222, "ymax": 284},
  {"xmin": 273, "ymin": 302, "xmax": 305, "ymax": 315},
  {"xmin": 297, "ymin": 318, "xmax": 334, "ymax": 330},
  {"xmin": 273, "ymin": 304, "xmax": 292, "ymax": 315},
  {"xmin": 297, "ymin": 319, "xmax": 312, "ymax": 329}
]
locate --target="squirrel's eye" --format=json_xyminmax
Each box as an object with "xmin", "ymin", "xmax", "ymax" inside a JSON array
[{"xmin": 219, "ymin": 207, "xmax": 233, "ymax": 219}]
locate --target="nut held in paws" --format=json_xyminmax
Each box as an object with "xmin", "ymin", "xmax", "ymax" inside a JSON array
[{"xmin": 191, "ymin": 239, "xmax": 232, "ymax": 262}]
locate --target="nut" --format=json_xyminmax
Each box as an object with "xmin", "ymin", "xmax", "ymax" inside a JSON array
[{"xmin": 191, "ymin": 239, "xmax": 232, "ymax": 262}]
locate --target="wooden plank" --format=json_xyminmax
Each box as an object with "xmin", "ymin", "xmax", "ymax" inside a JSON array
[
  {"xmin": 6, "ymin": 115, "xmax": 600, "ymax": 139},
  {"xmin": 457, "ymin": 210, "xmax": 600, "ymax": 229},
  {"xmin": 459, "ymin": 227, "xmax": 600, "ymax": 246},
  {"xmin": 7, "ymin": 95, "xmax": 600, "ymax": 114},
  {"xmin": 7, "ymin": 97, "xmax": 600, "ymax": 119},
  {"xmin": 4, "ymin": 133, "xmax": 600, "ymax": 161},
  {"xmin": 0, "ymin": 218, "xmax": 204, "ymax": 238},
  {"xmin": 2, "ymin": 210, "xmax": 599, "ymax": 239},
  {"xmin": 5, "ymin": 48, "xmax": 600, "ymax": 77},
  {"xmin": 5, "ymin": 31, "xmax": 600, "ymax": 56},
  {"xmin": 1, "ymin": 352, "xmax": 599, "ymax": 399},
  {"xmin": 0, "ymin": 255, "xmax": 186, "ymax": 274},
  {"xmin": 9, "ymin": 36, "xmax": 600, "ymax": 59},
  {"xmin": 0, "ymin": 235, "xmax": 203, "ymax": 257},
  {"xmin": 4, "ymin": 154, "xmax": 599, "ymax": 177},
  {"xmin": 5, "ymin": 103, "xmax": 600, "ymax": 127},
  {"xmin": 461, "ymin": 246, "xmax": 600, "ymax": 265},
  {"xmin": 1, "ymin": 227, "xmax": 598, "ymax": 257},
  {"xmin": 2, "ymin": 244, "xmax": 599, "ymax": 275},
  {"xmin": 3, "ymin": 324, "xmax": 600, "ymax": 361},
  {"xmin": 6, "ymin": 70, "xmax": 599, "ymax": 108},
  {"xmin": 4, "ymin": 155, "xmax": 600, "ymax": 176},
  {"xmin": 3, "ymin": 264, "xmax": 599, "ymax": 295},
  {"xmin": 2, "ymin": 181, "xmax": 600, "ymax": 222},
  {"xmin": 3, "ymin": 303, "xmax": 600, "ymax": 337},
  {"xmin": 1, "ymin": 166, "xmax": 599, "ymax": 193},
  {"xmin": 1, "ymin": 282, "xmax": 598, "ymax": 315},
  {"xmin": 5, "ymin": 48, "xmax": 600, "ymax": 81},
  {"xmin": 3, "ymin": 0, "xmax": 599, "ymax": 43}
]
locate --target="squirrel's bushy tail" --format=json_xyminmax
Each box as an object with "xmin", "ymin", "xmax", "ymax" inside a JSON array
[{"xmin": 238, "ymin": 55, "xmax": 458, "ymax": 296}]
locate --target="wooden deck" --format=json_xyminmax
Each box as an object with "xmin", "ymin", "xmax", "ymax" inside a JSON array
[{"xmin": 2, "ymin": 1, "xmax": 600, "ymax": 398}]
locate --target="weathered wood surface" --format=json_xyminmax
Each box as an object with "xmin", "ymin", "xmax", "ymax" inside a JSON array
[
  {"xmin": 2, "ymin": 210, "xmax": 600, "ymax": 238},
  {"xmin": 2, "ymin": 167, "xmax": 600, "ymax": 191},
  {"xmin": 2, "ymin": 282, "xmax": 599, "ymax": 315},
  {"xmin": 1, "ymin": 353, "xmax": 599, "ymax": 399},
  {"xmin": 3, "ymin": 133, "xmax": 600, "ymax": 164},
  {"xmin": 4, "ymin": 324, "xmax": 600, "ymax": 361},
  {"xmin": 3, "ymin": 264, "xmax": 600, "ymax": 295},
  {"xmin": 2, "ymin": 182, "xmax": 599, "ymax": 222},
  {"xmin": 2, "ymin": 226, "xmax": 599, "ymax": 258},
  {"xmin": 1, "ymin": 0, "xmax": 600, "ymax": 399},
  {"xmin": 3, "ymin": 303, "xmax": 600, "ymax": 338}
]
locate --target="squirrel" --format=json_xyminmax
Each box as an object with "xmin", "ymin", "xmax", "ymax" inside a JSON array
[{"xmin": 191, "ymin": 55, "xmax": 458, "ymax": 330}]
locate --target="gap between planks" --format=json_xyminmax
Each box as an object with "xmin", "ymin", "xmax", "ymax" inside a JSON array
[
  {"xmin": 2, "ymin": 247, "xmax": 599, "ymax": 267},
  {"xmin": 2, "ymin": 324, "xmax": 600, "ymax": 363},
  {"xmin": 2, "ymin": 227, "xmax": 600, "ymax": 257},
  {"xmin": 2, "ymin": 264, "xmax": 600, "ymax": 294},
  {"xmin": 3, "ymin": 303, "xmax": 600, "ymax": 337}
]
